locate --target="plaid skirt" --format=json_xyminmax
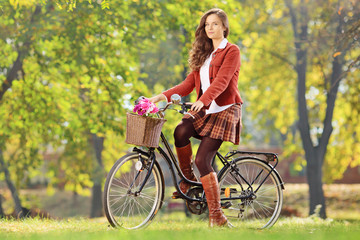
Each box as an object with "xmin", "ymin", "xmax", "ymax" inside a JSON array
[{"xmin": 183, "ymin": 104, "xmax": 242, "ymax": 145}]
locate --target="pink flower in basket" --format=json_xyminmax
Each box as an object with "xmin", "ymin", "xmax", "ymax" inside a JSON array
[{"xmin": 133, "ymin": 98, "xmax": 159, "ymax": 116}]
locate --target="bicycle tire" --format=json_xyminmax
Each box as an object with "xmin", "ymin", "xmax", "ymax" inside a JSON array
[
  {"xmin": 103, "ymin": 152, "xmax": 164, "ymax": 229},
  {"xmin": 218, "ymin": 158, "xmax": 283, "ymax": 229}
]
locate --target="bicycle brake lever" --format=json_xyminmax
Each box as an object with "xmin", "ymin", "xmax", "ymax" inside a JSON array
[
  {"xmin": 184, "ymin": 112, "xmax": 195, "ymax": 119},
  {"xmin": 135, "ymin": 96, "xmax": 145, "ymax": 105}
]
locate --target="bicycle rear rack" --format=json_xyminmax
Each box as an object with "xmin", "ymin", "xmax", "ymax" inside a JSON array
[
  {"xmin": 224, "ymin": 150, "xmax": 279, "ymax": 163},
  {"xmin": 221, "ymin": 150, "xmax": 285, "ymax": 190}
]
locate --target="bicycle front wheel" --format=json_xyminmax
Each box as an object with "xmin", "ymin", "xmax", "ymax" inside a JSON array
[
  {"xmin": 104, "ymin": 152, "xmax": 164, "ymax": 229},
  {"xmin": 219, "ymin": 158, "xmax": 283, "ymax": 229}
]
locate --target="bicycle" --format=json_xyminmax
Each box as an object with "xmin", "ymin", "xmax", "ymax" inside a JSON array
[{"xmin": 103, "ymin": 94, "xmax": 285, "ymax": 230}]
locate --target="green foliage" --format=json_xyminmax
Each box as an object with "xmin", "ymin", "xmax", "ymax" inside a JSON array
[
  {"xmin": 52, "ymin": 0, "xmax": 109, "ymax": 11},
  {"xmin": 0, "ymin": 0, "xmax": 163, "ymax": 195}
]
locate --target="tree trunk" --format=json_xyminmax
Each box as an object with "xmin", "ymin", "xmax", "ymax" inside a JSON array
[
  {"xmin": 89, "ymin": 134, "xmax": 104, "ymax": 218},
  {"xmin": 0, "ymin": 150, "xmax": 24, "ymax": 218},
  {"xmin": 306, "ymin": 151, "xmax": 326, "ymax": 218},
  {"xmin": 0, "ymin": 194, "xmax": 5, "ymax": 218},
  {"xmin": 90, "ymin": 183, "xmax": 103, "ymax": 218}
]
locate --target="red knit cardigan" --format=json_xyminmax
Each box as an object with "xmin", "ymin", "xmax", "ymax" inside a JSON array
[{"xmin": 163, "ymin": 42, "xmax": 243, "ymax": 108}]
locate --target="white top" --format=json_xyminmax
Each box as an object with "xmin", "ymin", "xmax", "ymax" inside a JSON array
[{"xmin": 200, "ymin": 38, "xmax": 233, "ymax": 115}]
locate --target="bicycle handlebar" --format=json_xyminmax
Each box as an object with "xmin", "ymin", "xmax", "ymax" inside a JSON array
[
  {"xmin": 134, "ymin": 96, "xmax": 193, "ymax": 118},
  {"xmin": 157, "ymin": 101, "xmax": 193, "ymax": 118}
]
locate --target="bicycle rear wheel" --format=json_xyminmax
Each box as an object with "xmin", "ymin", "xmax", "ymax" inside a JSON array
[
  {"xmin": 218, "ymin": 158, "xmax": 283, "ymax": 229},
  {"xmin": 104, "ymin": 152, "xmax": 164, "ymax": 229}
]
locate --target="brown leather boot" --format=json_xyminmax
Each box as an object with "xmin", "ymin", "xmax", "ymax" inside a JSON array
[
  {"xmin": 200, "ymin": 172, "xmax": 228, "ymax": 227},
  {"xmin": 172, "ymin": 143, "xmax": 197, "ymax": 198}
]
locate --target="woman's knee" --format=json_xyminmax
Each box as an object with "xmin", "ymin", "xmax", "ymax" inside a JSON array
[
  {"xmin": 195, "ymin": 157, "xmax": 205, "ymax": 167},
  {"xmin": 174, "ymin": 124, "xmax": 186, "ymax": 140},
  {"xmin": 174, "ymin": 121, "xmax": 193, "ymax": 147}
]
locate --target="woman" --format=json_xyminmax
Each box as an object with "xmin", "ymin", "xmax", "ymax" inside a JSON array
[{"xmin": 149, "ymin": 8, "xmax": 243, "ymax": 227}]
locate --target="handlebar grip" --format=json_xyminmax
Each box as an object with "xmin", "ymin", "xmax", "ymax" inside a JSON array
[{"xmin": 183, "ymin": 103, "xmax": 192, "ymax": 109}]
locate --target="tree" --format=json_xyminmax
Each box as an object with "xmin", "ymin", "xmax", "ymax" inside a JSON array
[
  {"xmin": 0, "ymin": 0, "xmax": 147, "ymax": 216},
  {"xmin": 0, "ymin": 0, "xmax": 181, "ymax": 217},
  {"xmin": 285, "ymin": 0, "xmax": 359, "ymax": 218},
  {"xmin": 240, "ymin": 0, "xmax": 359, "ymax": 218},
  {"xmin": 0, "ymin": 1, "xmax": 57, "ymax": 218}
]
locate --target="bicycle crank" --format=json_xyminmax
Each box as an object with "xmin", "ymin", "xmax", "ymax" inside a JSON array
[{"xmin": 185, "ymin": 187, "xmax": 207, "ymax": 215}]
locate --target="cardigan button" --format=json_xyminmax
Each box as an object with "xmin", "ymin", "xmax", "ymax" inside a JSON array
[
  {"xmin": 210, "ymin": 77, "xmax": 213, "ymax": 80},
  {"xmin": 210, "ymin": 64, "xmax": 213, "ymax": 67}
]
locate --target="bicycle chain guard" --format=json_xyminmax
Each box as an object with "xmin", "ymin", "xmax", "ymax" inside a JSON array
[{"xmin": 185, "ymin": 187, "xmax": 207, "ymax": 215}]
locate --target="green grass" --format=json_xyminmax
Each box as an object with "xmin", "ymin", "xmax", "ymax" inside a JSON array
[{"xmin": 0, "ymin": 214, "xmax": 359, "ymax": 240}]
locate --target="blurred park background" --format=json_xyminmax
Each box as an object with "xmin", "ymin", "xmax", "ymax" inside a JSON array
[{"xmin": 0, "ymin": 0, "xmax": 359, "ymax": 223}]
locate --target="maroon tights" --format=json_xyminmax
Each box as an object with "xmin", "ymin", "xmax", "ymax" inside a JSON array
[{"xmin": 174, "ymin": 119, "xmax": 223, "ymax": 177}]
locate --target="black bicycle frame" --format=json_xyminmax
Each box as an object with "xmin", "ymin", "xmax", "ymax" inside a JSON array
[
  {"xmin": 132, "ymin": 131, "xmax": 284, "ymax": 203},
  {"xmin": 156, "ymin": 132, "xmax": 203, "ymax": 202}
]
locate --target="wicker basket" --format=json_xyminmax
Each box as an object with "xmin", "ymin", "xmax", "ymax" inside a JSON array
[{"xmin": 125, "ymin": 113, "xmax": 167, "ymax": 148}]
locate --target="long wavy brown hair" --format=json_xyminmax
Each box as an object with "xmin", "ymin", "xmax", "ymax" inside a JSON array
[{"xmin": 188, "ymin": 8, "xmax": 229, "ymax": 71}]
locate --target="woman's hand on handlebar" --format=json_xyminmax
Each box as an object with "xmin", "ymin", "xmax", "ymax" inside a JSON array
[
  {"xmin": 149, "ymin": 94, "xmax": 166, "ymax": 103},
  {"xmin": 191, "ymin": 100, "xmax": 204, "ymax": 112}
]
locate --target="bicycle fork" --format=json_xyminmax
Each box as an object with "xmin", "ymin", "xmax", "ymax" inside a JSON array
[{"xmin": 127, "ymin": 150, "xmax": 156, "ymax": 196}]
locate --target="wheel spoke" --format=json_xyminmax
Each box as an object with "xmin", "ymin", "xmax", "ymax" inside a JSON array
[{"xmin": 254, "ymin": 201, "xmax": 273, "ymax": 216}]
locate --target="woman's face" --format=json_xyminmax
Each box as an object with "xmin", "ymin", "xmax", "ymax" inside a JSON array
[{"xmin": 204, "ymin": 14, "xmax": 225, "ymax": 40}]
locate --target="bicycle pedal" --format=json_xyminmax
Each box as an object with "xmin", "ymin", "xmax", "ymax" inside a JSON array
[
  {"xmin": 221, "ymin": 201, "xmax": 232, "ymax": 209},
  {"xmin": 172, "ymin": 195, "xmax": 184, "ymax": 199}
]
